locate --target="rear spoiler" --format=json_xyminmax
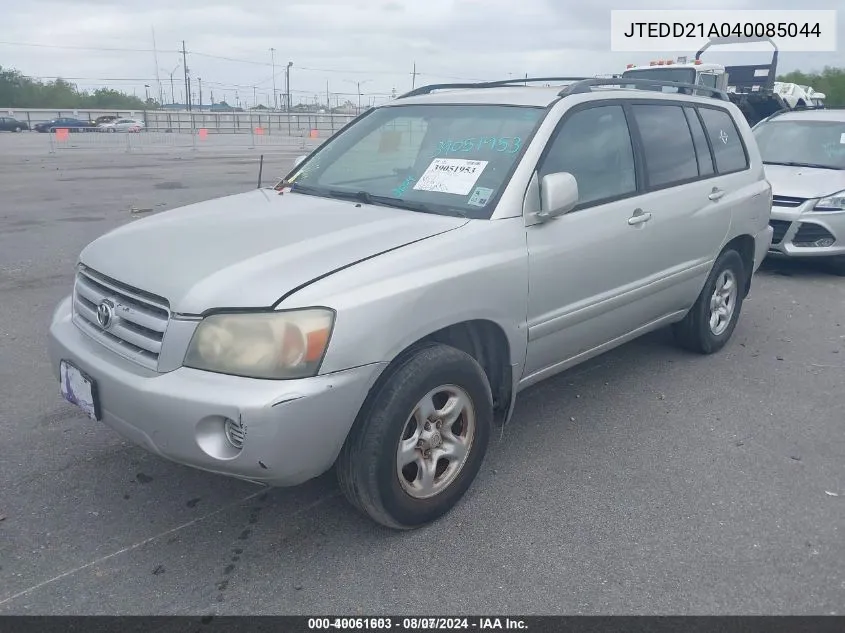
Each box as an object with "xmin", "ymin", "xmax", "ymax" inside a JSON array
[{"xmin": 695, "ymin": 36, "xmax": 779, "ymax": 93}]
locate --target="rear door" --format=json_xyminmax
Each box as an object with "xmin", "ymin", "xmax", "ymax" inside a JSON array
[{"xmin": 622, "ymin": 100, "xmax": 734, "ymax": 312}]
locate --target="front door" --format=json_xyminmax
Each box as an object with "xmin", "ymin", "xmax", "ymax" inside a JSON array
[{"xmin": 522, "ymin": 103, "xmax": 659, "ymax": 380}]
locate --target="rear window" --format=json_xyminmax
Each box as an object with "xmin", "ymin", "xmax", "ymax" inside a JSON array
[
  {"xmin": 287, "ymin": 104, "xmax": 545, "ymax": 219},
  {"xmin": 631, "ymin": 104, "xmax": 698, "ymax": 188},
  {"xmin": 697, "ymin": 107, "xmax": 749, "ymax": 173}
]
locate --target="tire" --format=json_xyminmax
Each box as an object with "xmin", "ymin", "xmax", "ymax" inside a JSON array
[
  {"xmin": 108, "ymin": 127, "xmax": 116, "ymax": 133},
  {"xmin": 673, "ymin": 249, "xmax": 746, "ymax": 354},
  {"xmin": 14, "ymin": 126, "xmax": 21, "ymax": 133},
  {"xmin": 337, "ymin": 343, "xmax": 493, "ymax": 529}
]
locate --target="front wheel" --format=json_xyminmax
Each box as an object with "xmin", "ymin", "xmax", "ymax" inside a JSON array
[
  {"xmin": 673, "ymin": 249, "xmax": 746, "ymax": 354},
  {"xmin": 14, "ymin": 126, "xmax": 21, "ymax": 133},
  {"xmin": 337, "ymin": 343, "xmax": 493, "ymax": 529}
]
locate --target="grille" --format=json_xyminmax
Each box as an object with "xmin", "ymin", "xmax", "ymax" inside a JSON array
[
  {"xmin": 72, "ymin": 266, "xmax": 170, "ymax": 369},
  {"xmin": 793, "ymin": 223, "xmax": 836, "ymax": 247},
  {"xmin": 772, "ymin": 195, "xmax": 807, "ymax": 208},
  {"xmin": 769, "ymin": 219, "xmax": 792, "ymax": 245}
]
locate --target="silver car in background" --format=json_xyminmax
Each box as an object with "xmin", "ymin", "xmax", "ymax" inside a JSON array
[
  {"xmin": 97, "ymin": 118, "xmax": 145, "ymax": 133},
  {"xmin": 48, "ymin": 78, "xmax": 772, "ymax": 529},
  {"xmin": 754, "ymin": 108, "xmax": 845, "ymax": 274}
]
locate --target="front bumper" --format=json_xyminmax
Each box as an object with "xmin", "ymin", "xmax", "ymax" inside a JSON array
[
  {"xmin": 48, "ymin": 295, "xmax": 386, "ymax": 487},
  {"xmin": 767, "ymin": 201, "xmax": 845, "ymax": 259}
]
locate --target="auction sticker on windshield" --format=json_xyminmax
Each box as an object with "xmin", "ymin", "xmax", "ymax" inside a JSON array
[{"xmin": 413, "ymin": 158, "xmax": 488, "ymax": 195}]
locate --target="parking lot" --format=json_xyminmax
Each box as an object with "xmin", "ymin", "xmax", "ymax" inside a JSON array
[{"xmin": 1, "ymin": 130, "xmax": 844, "ymax": 615}]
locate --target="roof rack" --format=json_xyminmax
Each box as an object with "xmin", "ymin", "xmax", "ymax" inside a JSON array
[
  {"xmin": 558, "ymin": 77, "xmax": 730, "ymax": 101},
  {"xmin": 397, "ymin": 77, "xmax": 593, "ymax": 99}
]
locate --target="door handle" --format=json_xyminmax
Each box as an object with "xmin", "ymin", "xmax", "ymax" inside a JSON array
[
  {"xmin": 628, "ymin": 209, "xmax": 652, "ymax": 225},
  {"xmin": 709, "ymin": 187, "xmax": 725, "ymax": 201}
]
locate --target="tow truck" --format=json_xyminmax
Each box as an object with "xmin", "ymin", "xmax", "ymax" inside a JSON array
[{"xmin": 620, "ymin": 36, "xmax": 805, "ymax": 126}]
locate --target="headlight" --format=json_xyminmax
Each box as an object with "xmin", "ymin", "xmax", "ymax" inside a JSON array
[
  {"xmin": 184, "ymin": 309, "xmax": 334, "ymax": 379},
  {"xmin": 814, "ymin": 191, "xmax": 845, "ymax": 212}
]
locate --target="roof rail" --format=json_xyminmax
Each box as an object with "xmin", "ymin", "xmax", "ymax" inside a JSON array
[
  {"xmin": 397, "ymin": 77, "xmax": 593, "ymax": 99},
  {"xmin": 558, "ymin": 77, "xmax": 730, "ymax": 101}
]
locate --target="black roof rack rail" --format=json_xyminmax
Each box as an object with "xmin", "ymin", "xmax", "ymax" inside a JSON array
[
  {"xmin": 397, "ymin": 77, "xmax": 593, "ymax": 99},
  {"xmin": 558, "ymin": 77, "xmax": 730, "ymax": 101}
]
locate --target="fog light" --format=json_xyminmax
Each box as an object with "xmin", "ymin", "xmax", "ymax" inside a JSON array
[
  {"xmin": 814, "ymin": 237, "xmax": 835, "ymax": 247},
  {"xmin": 224, "ymin": 417, "xmax": 245, "ymax": 449}
]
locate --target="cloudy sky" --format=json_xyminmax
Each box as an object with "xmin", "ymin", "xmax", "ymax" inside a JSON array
[{"xmin": 1, "ymin": 0, "xmax": 841, "ymax": 108}]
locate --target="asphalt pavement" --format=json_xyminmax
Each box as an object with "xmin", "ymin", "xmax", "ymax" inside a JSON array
[{"xmin": 1, "ymin": 132, "xmax": 843, "ymax": 615}]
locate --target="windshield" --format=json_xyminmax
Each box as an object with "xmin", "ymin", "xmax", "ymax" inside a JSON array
[
  {"xmin": 283, "ymin": 104, "xmax": 545, "ymax": 219},
  {"xmin": 753, "ymin": 120, "xmax": 845, "ymax": 170},
  {"xmin": 622, "ymin": 68, "xmax": 697, "ymax": 92}
]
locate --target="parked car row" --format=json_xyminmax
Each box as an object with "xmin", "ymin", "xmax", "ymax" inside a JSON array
[{"xmin": 25, "ymin": 116, "xmax": 146, "ymax": 133}]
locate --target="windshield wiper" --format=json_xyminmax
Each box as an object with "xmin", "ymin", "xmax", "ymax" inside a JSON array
[
  {"xmin": 764, "ymin": 161, "xmax": 842, "ymax": 170},
  {"xmin": 327, "ymin": 190, "xmax": 466, "ymax": 217}
]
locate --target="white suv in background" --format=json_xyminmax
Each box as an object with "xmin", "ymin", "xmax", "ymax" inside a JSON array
[{"xmin": 754, "ymin": 108, "xmax": 845, "ymax": 274}]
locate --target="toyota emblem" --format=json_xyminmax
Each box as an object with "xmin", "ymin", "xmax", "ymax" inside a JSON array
[{"xmin": 97, "ymin": 299, "xmax": 116, "ymax": 330}]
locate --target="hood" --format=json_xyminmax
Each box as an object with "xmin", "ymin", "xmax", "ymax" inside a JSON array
[
  {"xmin": 764, "ymin": 164, "xmax": 845, "ymax": 200},
  {"xmin": 79, "ymin": 189, "xmax": 469, "ymax": 314}
]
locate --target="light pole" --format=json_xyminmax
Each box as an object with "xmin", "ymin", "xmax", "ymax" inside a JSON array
[
  {"xmin": 197, "ymin": 77, "xmax": 202, "ymax": 109},
  {"xmin": 344, "ymin": 79, "xmax": 371, "ymax": 113},
  {"xmin": 144, "ymin": 84, "xmax": 150, "ymax": 103},
  {"xmin": 270, "ymin": 48, "xmax": 277, "ymax": 110},
  {"xmin": 285, "ymin": 61, "xmax": 293, "ymax": 112}
]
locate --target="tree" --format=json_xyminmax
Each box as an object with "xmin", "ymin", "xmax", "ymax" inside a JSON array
[{"xmin": 0, "ymin": 66, "xmax": 149, "ymax": 109}]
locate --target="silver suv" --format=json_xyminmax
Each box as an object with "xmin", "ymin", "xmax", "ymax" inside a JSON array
[
  {"xmin": 48, "ymin": 78, "xmax": 773, "ymax": 529},
  {"xmin": 753, "ymin": 108, "xmax": 845, "ymax": 274}
]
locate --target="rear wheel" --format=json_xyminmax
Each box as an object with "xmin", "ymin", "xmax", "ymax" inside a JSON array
[
  {"xmin": 673, "ymin": 249, "xmax": 745, "ymax": 354},
  {"xmin": 14, "ymin": 126, "xmax": 21, "ymax": 133},
  {"xmin": 337, "ymin": 343, "xmax": 493, "ymax": 529}
]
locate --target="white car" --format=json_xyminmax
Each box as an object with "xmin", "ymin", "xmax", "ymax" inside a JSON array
[
  {"xmin": 98, "ymin": 118, "xmax": 145, "ymax": 133},
  {"xmin": 753, "ymin": 108, "xmax": 845, "ymax": 275}
]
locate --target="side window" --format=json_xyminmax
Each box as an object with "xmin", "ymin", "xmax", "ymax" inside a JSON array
[
  {"xmin": 631, "ymin": 104, "xmax": 698, "ymax": 188},
  {"xmin": 698, "ymin": 74, "xmax": 718, "ymax": 88},
  {"xmin": 538, "ymin": 105, "xmax": 636, "ymax": 206},
  {"xmin": 697, "ymin": 107, "xmax": 749, "ymax": 173},
  {"xmin": 683, "ymin": 106, "xmax": 715, "ymax": 176}
]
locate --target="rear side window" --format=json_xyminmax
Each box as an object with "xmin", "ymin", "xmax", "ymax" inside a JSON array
[
  {"xmin": 683, "ymin": 107, "xmax": 715, "ymax": 176},
  {"xmin": 697, "ymin": 107, "xmax": 749, "ymax": 173},
  {"xmin": 631, "ymin": 104, "xmax": 698, "ymax": 188}
]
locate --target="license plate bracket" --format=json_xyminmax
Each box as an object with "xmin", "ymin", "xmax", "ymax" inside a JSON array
[{"xmin": 59, "ymin": 360, "xmax": 101, "ymax": 421}]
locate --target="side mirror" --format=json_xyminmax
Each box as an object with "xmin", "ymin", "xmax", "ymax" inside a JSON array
[
  {"xmin": 293, "ymin": 155, "xmax": 307, "ymax": 167},
  {"xmin": 538, "ymin": 172, "xmax": 579, "ymax": 220}
]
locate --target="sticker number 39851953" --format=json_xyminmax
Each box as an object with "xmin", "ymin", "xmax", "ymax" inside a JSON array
[{"xmin": 413, "ymin": 158, "xmax": 489, "ymax": 196}]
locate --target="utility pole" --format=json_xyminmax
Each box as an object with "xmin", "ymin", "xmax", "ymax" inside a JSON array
[
  {"xmin": 198, "ymin": 77, "xmax": 202, "ymax": 109},
  {"xmin": 144, "ymin": 84, "xmax": 150, "ymax": 102},
  {"xmin": 181, "ymin": 40, "xmax": 190, "ymax": 110},
  {"xmin": 253, "ymin": 86, "xmax": 257, "ymax": 108},
  {"xmin": 152, "ymin": 27, "xmax": 164, "ymax": 105},
  {"xmin": 210, "ymin": 89, "xmax": 214, "ymax": 105},
  {"xmin": 170, "ymin": 72, "xmax": 175, "ymax": 104},
  {"xmin": 326, "ymin": 80, "xmax": 330, "ymax": 111},
  {"xmin": 411, "ymin": 62, "xmax": 419, "ymax": 89},
  {"xmin": 357, "ymin": 81, "xmax": 362, "ymax": 111},
  {"xmin": 270, "ymin": 48, "xmax": 277, "ymax": 109},
  {"xmin": 285, "ymin": 61, "xmax": 293, "ymax": 112}
]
